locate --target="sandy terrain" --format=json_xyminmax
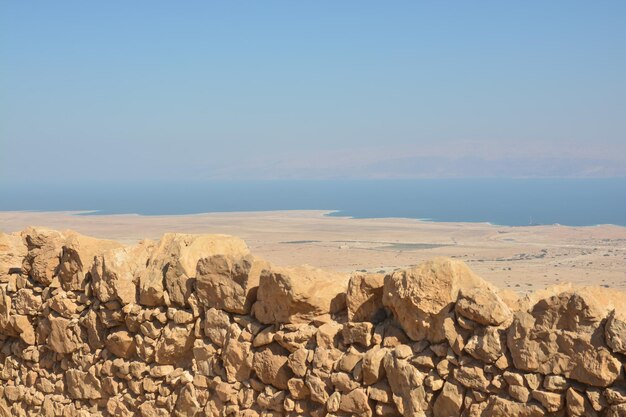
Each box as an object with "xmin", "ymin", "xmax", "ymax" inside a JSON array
[{"xmin": 1, "ymin": 210, "xmax": 625, "ymax": 294}]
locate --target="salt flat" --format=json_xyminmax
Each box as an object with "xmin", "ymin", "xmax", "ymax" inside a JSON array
[{"xmin": 1, "ymin": 210, "xmax": 625, "ymax": 294}]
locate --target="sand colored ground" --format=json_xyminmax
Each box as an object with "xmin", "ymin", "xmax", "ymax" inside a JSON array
[{"xmin": 1, "ymin": 210, "xmax": 625, "ymax": 294}]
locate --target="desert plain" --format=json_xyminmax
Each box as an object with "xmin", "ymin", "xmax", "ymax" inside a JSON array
[{"xmin": 1, "ymin": 210, "xmax": 625, "ymax": 294}]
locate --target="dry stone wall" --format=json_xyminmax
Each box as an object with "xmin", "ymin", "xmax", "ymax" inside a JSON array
[{"xmin": 1, "ymin": 227, "xmax": 626, "ymax": 416}]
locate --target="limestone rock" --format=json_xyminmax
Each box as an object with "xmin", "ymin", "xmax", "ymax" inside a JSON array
[
  {"xmin": 196, "ymin": 254, "xmax": 266, "ymax": 314},
  {"xmin": 382, "ymin": 257, "xmax": 495, "ymax": 342},
  {"xmin": 66, "ymin": 369, "xmax": 102, "ymax": 400},
  {"xmin": 455, "ymin": 287, "xmax": 511, "ymax": 326},
  {"xmin": 92, "ymin": 241, "xmax": 153, "ymax": 305},
  {"xmin": 507, "ymin": 290, "xmax": 620, "ymax": 387},
  {"xmin": 105, "ymin": 329, "xmax": 137, "ymax": 359},
  {"xmin": 154, "ymin": 322, "xmax": 195, "ymax": 365},
  {"xmin": 0, "ymin": 232, "xmax": 27, "ymax": 276},
  {"xmin": 479, "ymin": 396, "xmax": 544, "ymax": 417},
  {"xmin": 605, "ymin": 309, "xmax": 626, "ymax": 354},
  {"xmin": 433, "ymin": 381, "xmax": 464, "ymax": 417},
  {"xmin": 21, "ymin": 227, "xmax": 64, "ymax": 285},
  {"xmin": 339, "ymin": 388, "xmax": 371, "ymax": 416},
  {"xmin": 384, "ymin": 349, "xmax": 427, "ymax": 416},
  {"xmin": 253, "ymin": 343, "xmax": 293, "ymax": 390},
  {"xmin": 47, "ymin": 314, "xmax": 82, "ymax": 353},
  {"xmin": 58, "ymin": 231, "xmax": 122, "ymax": 291},
  {"xmin": 361, "ymin": 346, "xmax": 387, "ymax": 385},
  {"xmin": 139, "ymin": 233, "xmax": 249, "ymax": 306},
  {"xmin": 347, "ymin": 273, "xmax": 385, "ymax": 323},
  {"xmin": 253, "ymin": 264, "xmax": 348, "ymax": 324}
]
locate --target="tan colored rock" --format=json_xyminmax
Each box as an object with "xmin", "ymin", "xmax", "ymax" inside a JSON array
[
  {"xmin": 174, "ymin": 384, "xmax": 201, "ymax": 417},
  {"xmin": 196, "ymin": 254, "xmax": 266, "ymax": 314},
  {"xmin": 222, "ymin": 331, "xmax": 254, "ymax": 382},
  {"xmin": 253, "ymin": 343, "xmax": 293, "ymax": 390},
  {"xmin": 0, "ymin": 287, "xmax": 14, "ymax": 335},
  {"xmin": 204, "ymin": 307, "xmax": 230, "ymax": 347},
  {"xmin": 566, "ymin": 387, "xmax": 598, "ymax": 417},
  {"xmin": 347, "ymin": 273, "xmax": 385, "ymax": 323},
  {"xmin": 0, "ymin": 232, "xmax": 27, "ymax": 276},
  {"xmin": 306, "ymin": 374, "xmax": 330, "ymax": 404},
  {"xmin": 361, "ymin": 346, "xmax": 387, "ymax": 385},
  {"xmin": 455, "ymin": 287, "xmax": 511, "ymax": 326},
  {"xmin": 139, "ymin": 233, "xmax": 249, "ymax": 306},
  {"xmin": 507, "ymin": 290, "xmax": 620, "ymax": 387},
  {"xmin": 339, "ymin": 388, "xmax": 371, "ymax": 416},
  {"xmin": 47, "ymin": 314, "xmax": 82, "ymax": 353},
  {"xmin": 66, "ymin": 369, "xmax": 102, "ymax": 399},
  {"xmin": 13, "ymin": 288, "xmax": 42, "ymax": 315},
  {"xmin": 253, "ymin": 264, "xmax": 348, "ymax": 324},
  {"xmin": 532, "ymin": 390, "xmax": 564, "ymax": 412},
  {"xmin": 11, "ymin": 314, "xmax": 36, "ymax": 344},
  {"xmin": 463, "ymin": 326, "xmax": 503, "ymax": 364},
  {"xmin": 382, "ymin": 257, "xmax": 495, "ymax": 342},
  {"xmin": 383, "ymin": 350, "xmax": 427, "ymax": 416},
  {"xmin": 343, "ymin": 321, "xmax": 373, "ymax": 347},
  {"xmin": 58, "ymin": 231, "xmax": 122, "ymax": 291},
  {"xmin": 105, "ymin": 329, "xmax": 136, "ymax": 359},
  {"xmin": 605, "ymin": 309, "xmax": 626, "ymax": 354},
  {"xmin": 479, "ymin": 396, "xmax": 543, "ymax": 417},
  {"xmin": 21, "ymin": 227, "xmax": 64, "ymax": 285},
  {"xmin": 453, "ymin": 364, "xmax": 490, "ymax": 392},
  {"xmin": 92, "ymin": 241, "xmax": 153, "ymax": 305},
  {"xmin": 287, "ymin": 347, "xmax": 309, "ymax": 377},
  {"xmin": 433, "ymin": 381, "xmax": 464, "ymax": 417},
  {"xmin": 154, "ymin": 322, "xmax": 195, "ymax": 365}
]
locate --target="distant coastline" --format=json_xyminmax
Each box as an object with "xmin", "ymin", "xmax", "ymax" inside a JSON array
[{"xmin": 1, "ymin": 178, "xmax": 625, "ymax": 227}]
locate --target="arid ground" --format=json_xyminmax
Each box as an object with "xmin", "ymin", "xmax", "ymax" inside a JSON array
[{"xmin": 1, "ymin": 210, "xmax": 625, "ymax": 294}]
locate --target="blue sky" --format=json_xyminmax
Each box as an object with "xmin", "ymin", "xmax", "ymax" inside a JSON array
[{"xmin": 2, "ymin": 1, "xmax": 625, "ymax": 180}]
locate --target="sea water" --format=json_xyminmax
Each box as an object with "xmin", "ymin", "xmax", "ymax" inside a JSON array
[{"xmin": 1, "ymin": 179, "xmax": 625, "ymax": 227}]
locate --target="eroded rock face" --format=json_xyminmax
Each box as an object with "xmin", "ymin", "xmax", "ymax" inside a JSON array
[
  {"xmin": 346, "ymin": 272, "xmax": 385, "ymax": 323},
  {"xmin": 21, "ymin": 227, "xmax": 65, "ymax": 285},
  {"xmin": 92, "ymin": 241, "xmax": 154, "ymax": 305},
  {"xmin": 507, "ymin": 290, "xmax": 621, "ymax": 387},
  {"xmin": 196, "ymin": 254, "xmax": 265, "ymax": 314},
  {"xmin": 139, "ymin": 233, "xmax": 249, "ymax": 306},
  {"xmin": 2, "ymin": 228, "xmax": 626, "ymax": 417},
  {"xmin": 382, "ymin": 257, "xmax": 496, "ymax": 342},
  {"xmin": 253, "ymin": 264, "xmax": 348, "ymax": 324}
]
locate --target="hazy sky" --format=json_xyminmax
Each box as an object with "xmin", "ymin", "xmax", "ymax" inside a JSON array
[{"xmin": 2, "ymin": 1, "xmax": 625, "ymax": 181}]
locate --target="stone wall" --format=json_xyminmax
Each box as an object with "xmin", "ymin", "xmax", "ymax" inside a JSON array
[{"xmin": 1, "ymin": 227, "xmax": 626, "ymax": 417}]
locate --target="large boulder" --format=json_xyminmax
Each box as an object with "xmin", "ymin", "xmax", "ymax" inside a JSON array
[
  {"xmin": 0, "ymin": 232, "xmax": 27, "ymax": 276},
  {"xmin": 57, "ymin": 231, "xmax": 122, "ymax": 291},
  {"xmin": 253, "ymin": 264, "xmax": 348, "ymax": 324},
  {"xmin": 383, "ymin": 257, "xmax": 496, "ymax": 342},
  {"xmin": 138, "ymin": 233, "xmax": 249, "ymax": 306},
  {"xmin": 347, "ymin": 272, "xmax": 385, "ymax": 323},
  {"xmin": 507, "ymin": 290, "xmax": 621, "ymax": 387},
  {"xmin": 91, "ymin": 240, "xmax": 154, "ymax": 305},
  {"xmin": 455, "ymin": 287, "xmax": 511, "ymax": 326},
  {"xmin": 21, "ymin": 227, "xmax": 65, "ymax": 285},
  {"xmin": 196, "ymin": 254, "xmax": 266, "ymax": 314}
]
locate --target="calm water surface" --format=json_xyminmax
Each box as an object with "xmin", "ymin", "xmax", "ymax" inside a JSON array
[{"xmin": 1, "ymin": 179, "xmax": 625, "ymax": 227}]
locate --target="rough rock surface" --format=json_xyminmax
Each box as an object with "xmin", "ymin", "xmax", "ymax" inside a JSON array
[
  {"xmin": 1, "ymin": 228, "xmax": 626, "ymax": 417},
  {"xmin": 253, "ymin": 264, "xmax": 348, "ymax": 324},
  {"xmin": 382, "ymin": 257, "xmax": 496, "ymax": 342}
]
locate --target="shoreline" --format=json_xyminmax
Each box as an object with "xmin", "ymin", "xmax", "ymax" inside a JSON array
[
  {"xmin": 1, "ymin": 209, "xmax": 626, "ymax": 294},
  {"xmin": 3, "ymin": 208, "xmax": 626, "ymax": 229}
]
